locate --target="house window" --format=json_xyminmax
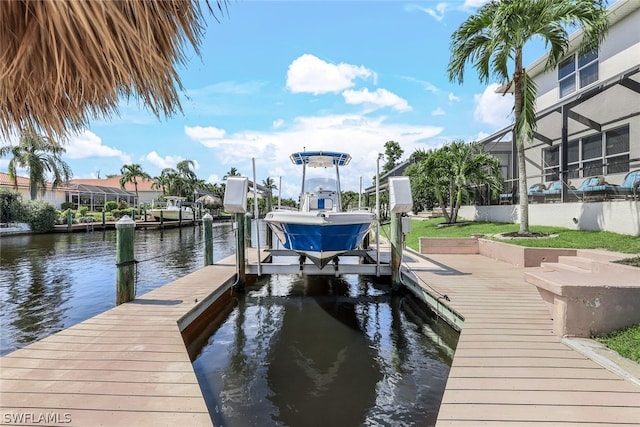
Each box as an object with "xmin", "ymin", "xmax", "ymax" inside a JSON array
[
  {"xmin": 543, "ymin": 146, "xmax": 560, "ymax": 182},
  {"xmin": 558, "ymin": 50, "xmax": 598, "ymax": 98},
  {"xmin": 605, "ymin": 126, "xmax": 630, "ymax": 174},
  {"xmin": 562, "ymin": 126, "xmax": 630, "ymax": 178}
]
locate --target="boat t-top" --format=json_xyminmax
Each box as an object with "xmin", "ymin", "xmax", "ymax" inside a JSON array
[{"xmin": 264, "ymin": 151, "xmax": 376, "ymax": 268}]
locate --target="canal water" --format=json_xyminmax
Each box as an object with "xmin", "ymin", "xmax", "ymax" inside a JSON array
[
  {"xmin": 193, "ymin": 273, "xmax": 458, "ymax": 427},
  {"xmin": 1, "ymin": 224, "xmax": 458, "ymax": 425},
  {"xmin": 0, "ymin": 223, "xmax": 235, "ymax": 356}
]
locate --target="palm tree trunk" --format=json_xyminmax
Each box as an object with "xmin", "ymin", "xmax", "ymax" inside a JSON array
[{"xmin": 514, "ymin": 48, "xmax": 530, "ymax": 234}]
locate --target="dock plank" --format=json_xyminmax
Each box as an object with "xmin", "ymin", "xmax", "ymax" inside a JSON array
[
  {"xmin": 408, "ymin": 252, "xmax": 640, "ymax": 427},
  {"xmin": 0, "ymin": 255, "xmax": 258, "ymax": 427}
]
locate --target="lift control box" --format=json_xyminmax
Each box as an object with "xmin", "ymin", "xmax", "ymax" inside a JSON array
[
  {"xmin": 223, "ymin": 177, "xmax": 249, "ymax": 213},
  {"xmin": 389, "ymin": 177, "xmax": 413, "ymax": 213}
]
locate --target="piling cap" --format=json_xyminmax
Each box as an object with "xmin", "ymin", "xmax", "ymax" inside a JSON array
[
  {"xmin": 202, "ymin": 213, "xmax": 213, "ymax": 220},
  {"xmin": 116, "ymin": 215, "xmax": 136, "ymax": 228}
]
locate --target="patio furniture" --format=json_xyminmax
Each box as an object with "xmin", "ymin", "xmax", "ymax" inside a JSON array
[
  {"xmin": 527, "ymin": 183, "xmax": 546, "ymax": 203},
  {"xmin": 614, "ymin": 169, "xmax": 640, "ymax": 200},
  {"xmin": 573, "ymin": 176, "xmax": 618, "ymax": 201}
]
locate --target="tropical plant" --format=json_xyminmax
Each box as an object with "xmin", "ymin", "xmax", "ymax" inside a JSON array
[
  {"xmin": 0, "ymin": 132, "xmax": 72, "ymax": 200},
  {"xmin": 262, "ymin": 177, "xmax": 278, "ymax": 213},
  {"xmin": 382, "ymin": 140, "xmax": 404, "ymax": 175},
  {"xmin": 415, "ymin": 140, "xmax": 503, "ymax": 224},
  {"xmin": 22, "ymin": 199, "xmax": 57, "ymax": 232},
  {"xmin": 447, "ymin": 0, "xmax": 609, "ymax": 234},
  {"xmin": 223, "ymin": 167, "xmax": 240, "ymax": 180},
  {"xmin": 119, "ymin": 164, "xmax": 151, "ymax": 208},
  {"xmin": 0, "ymin": 188, "xmax": 24, "ymax": 224},
  {"xmin": 405, "ymin": 149, "xmax": 438, "ymax": 213}
]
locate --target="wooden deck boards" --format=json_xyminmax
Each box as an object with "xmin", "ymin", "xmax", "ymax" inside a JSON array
[
  {"xmin": 0, "ymin": 254, "xmax": 252, "ymax": 427},
  {"xmin": 410, "ymin": 253, "xmax": 640, "ymax": 426}
]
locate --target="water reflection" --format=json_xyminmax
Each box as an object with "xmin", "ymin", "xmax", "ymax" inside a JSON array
[
  {"xmin": 193, "ymin": 274, "xmax": 457, "ymax": 427},
  {"xmin": 0, "ymin": 223, "xmax": 235, "ymax": 356}
]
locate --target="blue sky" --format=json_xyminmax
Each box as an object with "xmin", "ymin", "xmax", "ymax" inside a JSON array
[{"xmin": 2, "ymin": 0, "xmax": 574, "ymax": 199}]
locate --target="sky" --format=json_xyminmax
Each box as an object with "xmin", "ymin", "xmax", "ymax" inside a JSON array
[{"xmin": 1, "ymin": 0, "xmax": 579, "ymax": 199}]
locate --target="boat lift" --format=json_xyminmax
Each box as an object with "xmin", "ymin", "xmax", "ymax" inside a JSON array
[{"xmin": 223, "ymin": 167, "xmax": 413, "ymax": 284}]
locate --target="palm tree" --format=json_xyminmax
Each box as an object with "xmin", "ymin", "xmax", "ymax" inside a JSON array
[
  {"xmin": 447, "ymin": 0, "xmax": 608, "ymax": 234},
  {"xmin": 120, "ymin": 164, "xmax": 151, "ymax": 208},
  {"xmin": 223, "ymin": 167, "xmax": 240, "ymax": 181},
  {"xmin": 421, "ymin": 141, "xmax": 502, "ymax": 224},
  {"xmin": 261, "ymin": 177, "xmax": 278, "ymax": 212},
  {"xmin": 0, "ymin": 132, "xmax": 72, "ymax": 200}
]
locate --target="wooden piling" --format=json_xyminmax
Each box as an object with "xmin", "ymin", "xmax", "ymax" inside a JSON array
[
  {"xmin": 203, "ymin": 213, "xmax": 213, "ymax": 266},
  {"xmin": 390, "ymin": 212, "xmax": 402, "ymax": 291},
  {"xmin": 116, "ymin": 215, "xmax": 136, "ymax": 305},
  {"xmin": 235, "ymin": 213, "xmax": 246, "ymax": 291}
]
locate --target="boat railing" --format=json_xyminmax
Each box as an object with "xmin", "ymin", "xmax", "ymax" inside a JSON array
[{"xmin": 347, "ymin": 207, "xmax": 371, "ymax": 212}]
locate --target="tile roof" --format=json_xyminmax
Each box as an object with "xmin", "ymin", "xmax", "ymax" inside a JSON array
[{"xmin": 69, "ymin": 176, "xmax": 156, "ymax": 191}]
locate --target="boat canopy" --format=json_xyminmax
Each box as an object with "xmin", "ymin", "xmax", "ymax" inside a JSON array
[{"xmin": 290, "ymin": 151, "xmax": 351, "ymax": 167}]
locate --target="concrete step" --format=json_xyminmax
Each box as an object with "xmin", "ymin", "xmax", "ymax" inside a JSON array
[
  {"xmin": 556, "ymin": 255, "xmax": 596, "ymax": 271},
  {"xmin": 576, "ymin": 249, "xmax": 629, "ymax": 263},
  {"xmin": 539, "ymin": 261, "xmax": 589, "ymax": 274}
]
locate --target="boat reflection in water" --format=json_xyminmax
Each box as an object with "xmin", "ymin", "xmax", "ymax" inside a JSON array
[{"xmin": 193, "ymin": 272, "xmax": 457, "ymax": 427}]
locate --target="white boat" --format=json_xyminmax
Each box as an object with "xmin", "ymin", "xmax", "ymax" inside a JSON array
[
  {"xmin": 264, "ymin": 151, "xmax": 376, "ymax": 268},
  {"xmin": 148, "ymin": 196, "xmax": 194, "ymax": 221}
]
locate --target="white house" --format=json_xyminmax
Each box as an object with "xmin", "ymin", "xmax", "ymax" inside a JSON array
[{"xmin": 467, "ymin": 0, "xmax": 640, "ymax": 236}]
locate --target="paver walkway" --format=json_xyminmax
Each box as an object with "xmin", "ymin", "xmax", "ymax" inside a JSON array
[{"xmin": 407, "ymin": 252, "xmax": 640, "ymax": 426}]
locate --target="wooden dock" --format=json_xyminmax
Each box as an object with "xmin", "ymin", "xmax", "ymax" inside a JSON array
[
  {"xmin": 407, "ymin": 252, "xmax": 640, "ymax": 426},
  {"xmin": 2, "ymin": 247, "xmax": 639, "ymax": 426},
  {"xmin": 0, "ymin": 251, "xmax": 259, "ymax": 426}
]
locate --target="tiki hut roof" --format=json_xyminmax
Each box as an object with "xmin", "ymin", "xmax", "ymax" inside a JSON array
[{"xmin": 0, "ymin": 0, "xmax": 224, "ymax": 140}]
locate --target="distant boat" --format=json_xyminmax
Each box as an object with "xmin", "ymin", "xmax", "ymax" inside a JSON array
[
  {"xmin": 264, "ymin": 151, "xmax": 376, "ymax": 268},
  {"xmin": 148, "ymin": 196, "xmax": 194, "ymax": 221}
]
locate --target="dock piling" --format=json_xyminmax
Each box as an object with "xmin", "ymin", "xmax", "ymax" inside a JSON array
[
  {"xmin": 203, "ymin": 213, "xmax": 213, "ymax": 266},
  {"xmin": 116, "ymin": 215, "xmax": 136, "ymax": 304},
  {"xmin": 235, "ymin": 213, "xmax": 246, "ymax": 291},
  {"xmin": 391, "ymin": 212, "xmax": 402, "ymax": 291}
]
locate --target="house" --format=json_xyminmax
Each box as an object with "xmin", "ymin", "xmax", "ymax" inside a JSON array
[
  {"xmin": 467, "ymin": 0, "xmax": 640, "ymax": 236},
  {"xmin": 67, "ymin": 176, "xmax": 161, "ymax": 210},
  {"xmin": 0, "ymin": 171, "xmax": 68, "ymax": 208}
]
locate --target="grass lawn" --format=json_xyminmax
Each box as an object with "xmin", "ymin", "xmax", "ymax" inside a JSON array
[
  {"xmin": 403, "ymin": 218, "xmax": 640, "ymax": 255},
  {"xmin": 401, "ymin": 217, "xmax": 640, "ymax": 364},
  {"xmin": 595, "ymin": 325, "xmax": 640, "ymax": 364}
]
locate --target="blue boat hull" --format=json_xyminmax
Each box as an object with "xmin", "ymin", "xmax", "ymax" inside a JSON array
[{"xmin": 268, "ymin": 221, "xmax": 372, "ymax": 268}]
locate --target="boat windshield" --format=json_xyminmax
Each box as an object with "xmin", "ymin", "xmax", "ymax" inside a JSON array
[{"xmin": 304, "ymin": 177, "xmax": 337, "ymax": 193}]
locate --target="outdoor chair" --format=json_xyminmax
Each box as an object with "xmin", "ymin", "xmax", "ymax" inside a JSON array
[
  {"xmin": 527, "ymin": 183, "xmax": 546, "ymax": 203},
  {"xmin": 614, "ymin": 169, "xmax": 640, "ymax": 200},
  {"xmin": 541, "ymin": 181, "xmax": 565, "ymax": 203},
  {"xmin": 572, "ymin": 176, "xmax": 616, "ymax": 201}
]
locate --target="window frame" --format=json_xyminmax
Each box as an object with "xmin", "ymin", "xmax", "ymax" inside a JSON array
[{"xmin": 558, "ymin": 49, "xmax": 599, "ymax": 98}]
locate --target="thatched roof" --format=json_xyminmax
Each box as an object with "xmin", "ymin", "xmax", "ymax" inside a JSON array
[{"xmin": 1, "ymin": 0, "xmax": 225, "ymax": 140}]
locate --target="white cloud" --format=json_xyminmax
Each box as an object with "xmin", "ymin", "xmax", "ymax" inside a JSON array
[
  {"xmin": 448, "ymin": 92, "xmax": 460, "ymax": 103},
  {"xmin": 144, "ymin": 151, "xmax": 189, "ymax": 170},
  {"xmin": 405, "ymin": 2, "xmax": 448, "ymax": 21},
  {"xmin": 184, "ymin": 125, "xmax": 225, "ymax": 139},
  {"xmin": 273, "ymin": 119, "xmax": 284, "ymax": 129},
  {"xmin": 474, "ymin": 83, "xmax": 514, "ymax": 127},
  {"xmin": 431, "ymin": 107, "xmax": 446, "ymax": 116},
  {"xmin": 286, "ymin": 54, "xmax": 375, "ymax": 95},
  {"xmin": 186, "ymin": 114, "xmax": 443, "ymax": 198},
  {"xmin": 403, "ymin": 76, "xmax": 439, "ymax": 94},
  {"xmin": 207, "ymin": 173, "xmax": 220, "ymax": 184},
  {"xmin": 65, "ymin": 130, "xmax": 131, "ymax": 163},
  {"xmin": 342, "ymin": 88, "xmax": 411, "ymax": 112},
  {"xmin": 463, "ymin": 0, "xmax": 490, "ymax": 10}
]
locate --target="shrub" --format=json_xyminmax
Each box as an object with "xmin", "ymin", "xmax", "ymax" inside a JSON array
[
  {"xmin": 0, "ymin": 188, "xmax": 25, "ymax": 223},
  {"xmin": 79, "ymin": 206, "xmax": 89, "ymax": 217},
  {"xmin": 22, "ymin": 200, "xmax": 57, "ymax": 232},
  {"xmin": 104, "ymin": 201, "xmax": 118, "ymax": 212},
  {"xmin": 60, "ymin": 201, "xmax": 75, "ymax": 210}
]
